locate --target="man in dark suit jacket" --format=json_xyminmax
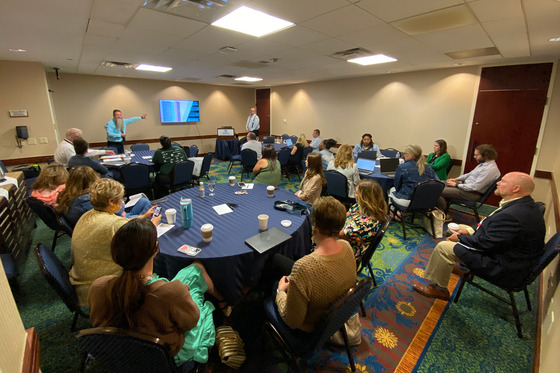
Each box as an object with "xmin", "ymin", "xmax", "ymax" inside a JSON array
[{"xmin": 413, "ymin": 172, "xmax": 545, "ymax": 300}]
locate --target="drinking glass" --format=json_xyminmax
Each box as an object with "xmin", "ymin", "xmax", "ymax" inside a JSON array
[{"xmin": 208, "ymin": 181, "xmax": 215, "ymax": 196}]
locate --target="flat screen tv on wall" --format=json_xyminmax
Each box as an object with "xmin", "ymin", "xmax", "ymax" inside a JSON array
[{"xmin": 159, "ymin": 99, "xmax": 200, "ymax": 123}]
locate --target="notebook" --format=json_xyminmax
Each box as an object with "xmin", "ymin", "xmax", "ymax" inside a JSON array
[
  {"xmin": 356, "ymin": 158, "xmax": 376, "ymax": 175},
  {"xmin": 285, "ymin": 138, "xmax": 293, "ymax": 146},
  {"xmin": 245, "ymin": 227, "xmax": 292, "ymax": 254},
  {"xmin": 358, "ymin": 151, "xmax": 377, "ymax": 160},
  {"xmin": 380, "ymin": 158, "xmax": 400, "ymax": 177}
]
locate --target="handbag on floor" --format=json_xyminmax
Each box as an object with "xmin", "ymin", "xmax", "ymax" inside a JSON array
[
  {"xmin": 423, "ymin": 208, "xmax": 445, "ymax": 238},
  {"xmin": 330, "ymin": 313, "xmax": 362, "ymax": 346}
]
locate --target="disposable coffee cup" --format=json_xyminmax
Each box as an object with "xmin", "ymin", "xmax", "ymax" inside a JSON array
[
  {"xmin": 165, "ymin": 208, "xmax": 176, "ymax": 224},
  {"xmin": 124, "ymin": 157, "xmax": 131, "ymax": 164},
  {"xmin": 267, "ymin": 185, "xmax": 275, "ymax": 198},
  {"xmin": 201, "ymin": 223, "xmax": 214, "ymax": 243},
  {"xmin": 258, "ymin": 214, "xmax": 269, "ymax": 230},
  {"xmin": 229, "ymin": 176, "xmax": 236, "ymax": 186},
  {"xmin": 448, "ymin": 223, "xmax": 460, "ymax": 231}
]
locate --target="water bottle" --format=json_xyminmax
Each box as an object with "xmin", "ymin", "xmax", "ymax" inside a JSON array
[
  {"xmin": 180, "ymin": 198, "xmax": 193, "ymax": 229},
  {"xmin": 199, "ymin": 182, "xmax": 205, "ymax": 198}
]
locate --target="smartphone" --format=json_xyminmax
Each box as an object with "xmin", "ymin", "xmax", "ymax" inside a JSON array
[
  {"xmin": 238, "ymin": 182, "xmax": 246, "ymax": 188},
  {"xmin": 153, "ymin": 206, "xmax": 161, "ymax": 217},
  {"xmin": 177, "ymin": 244, "xmax": 201, "ymax": 257}
]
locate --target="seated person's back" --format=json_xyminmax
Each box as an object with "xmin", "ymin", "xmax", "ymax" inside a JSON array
[{"xmin": 68, "ymin": 137, "xmax": 111, "ymax": 177}]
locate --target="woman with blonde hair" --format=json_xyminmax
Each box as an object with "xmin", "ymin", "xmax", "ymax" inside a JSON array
[
  {"xmin": 69, "ymin": 178, "xmax": 159, "ymax": 305},
  {"xmin": 340, "ymin": 180, "xmax": 387, "ymax": 258},
  {"xmin": 30, "ymin": 164, "xmax": 69, "ymax": 207},
  {"xmin": 287, "ymin": 133, "xmax": 308, "ymax": 166},
  {"xmin": 295, "ymin": 152, "xmax": 326, "ymax": 204},
  {"xmin": 388, "ymin": 144, "xmax": 437, "ymax": 208},
  {"xmin": 327, "ymin": 144, "xmax": 360, "ymax": 198}
]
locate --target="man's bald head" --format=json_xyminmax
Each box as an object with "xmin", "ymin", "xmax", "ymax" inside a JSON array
[
  {"xmin": 65, "ymin": 128, "xmax": 82, "ymax": 141},
  {"xmin": 510, "ymin": 172, "xmax": 535, "ymax": 194},
  {"xmin": 495, "ymin": 172, "xmax": 534, "ymax": 200}
]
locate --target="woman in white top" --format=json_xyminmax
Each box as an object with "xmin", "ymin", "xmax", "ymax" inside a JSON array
[{"xmin": 327, "ymin": 144, "xmax": 361, "ymax": 198}]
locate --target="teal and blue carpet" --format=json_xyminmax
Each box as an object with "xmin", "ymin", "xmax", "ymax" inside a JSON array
[{"xmin": 13, "ymin": 159, "xmax": 537, "ymax": 372}]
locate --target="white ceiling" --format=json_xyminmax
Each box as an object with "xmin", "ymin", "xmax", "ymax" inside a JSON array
[{"xmin": 1, "ymin": 0, "xmax": 559, "ymax": 87}]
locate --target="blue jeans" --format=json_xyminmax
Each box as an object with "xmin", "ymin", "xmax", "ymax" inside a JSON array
[{"xmin": 116, "ymin": 197, "xmax": 151, "ymax": 218}]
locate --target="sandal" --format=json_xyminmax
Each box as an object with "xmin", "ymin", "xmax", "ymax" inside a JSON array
[{"xmin": 217, "ymin": 300, "xmax": 232, "ymax": 317}]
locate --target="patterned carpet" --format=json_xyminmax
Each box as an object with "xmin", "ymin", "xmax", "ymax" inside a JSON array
[{"xmin": 13, "ymin": 159, "xmax": 537, "ymax": 372}]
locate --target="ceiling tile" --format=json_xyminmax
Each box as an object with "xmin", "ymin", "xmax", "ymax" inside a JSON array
[
  {"xmin": 301, "ymin": 4, "xmax": 384, "ymax": 37},
  {"xmin": 87, "ymin": 20, "xmax": 125, "ymax": 38},
  {"xmin": 84, "ymin": 34, "xmax": 116, "ymax": 48},
  {"xmin": 468, "ymin": 0, "xmax": 523, "ymax": 23},
  {"xmin": 337, "ymin": 23, "xmax": 408, "ymax": 46},
  {"xmin": 174, "ymin": 26, "xmax": 252, "ymax": 54},
  {"xmin": 356, "ymin": 0, "xmax": 463, "ymax": 22},
  {"xmin": 91, "ymin": 0, "xmax": 138, "ymax": 25},
  {"xmin": 247, "ymin": 0, "xmax": 348, "ymax": 23},
  {"xmin": 119, "ymin": 27, "xmax": 183, "ymax": 47},
  {"xmin": 414, "ymin": 24, "xmax": 494, "ymax": 53},
  {"xmin": 265, "ymin": 26, "xmax": 329, "ymax": 48},
  {"xmin": 127, "ymin": 7, "xmax": 207, "ymax": 38}
]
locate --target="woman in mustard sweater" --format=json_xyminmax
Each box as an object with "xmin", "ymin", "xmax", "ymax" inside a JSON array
[{"xmin": 427, "ymin": 139, "xmax": 452, "ymax": 180}]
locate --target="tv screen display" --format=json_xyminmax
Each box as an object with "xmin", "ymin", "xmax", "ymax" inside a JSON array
[{"xmin": 159, "ymin": 99, "xmax": 199, "ymax": 123}]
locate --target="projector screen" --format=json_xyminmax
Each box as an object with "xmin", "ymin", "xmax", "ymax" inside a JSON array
[{"xmin": 159, "ymin": 99, "xmax": 200, "ymax": 123}]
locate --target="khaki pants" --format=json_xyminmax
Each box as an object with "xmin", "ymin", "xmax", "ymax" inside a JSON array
[
  {"xmin": 437, "ymin": 186, "xmax": 481, "ymax": 210},
  {"xmin": 424, "ymin": 240, "xmax": 466, "ymax": 288}
]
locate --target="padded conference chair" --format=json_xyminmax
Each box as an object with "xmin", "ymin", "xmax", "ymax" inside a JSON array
[
  {"xmin": 324, "ymin": 170, "xmax": 351, "ymax": 206},
  {"xmin": 278, "ymin": 147, "xmax": 300, "ymax": 181},
  {"xmin": 191, "ymin": 152, "xmax": 212, "ymax": 184},
  {"xmin": 77, "ymin": 327, "xmax": 194, "ymax": 373},
  {"xmin": 100, "ymin": 146, "xmax": 118, "ymax": 154},
  {"xmin": 1, "ymin": 253, "xmax": 20, "ymax": 295},
  {"xmin": 240, "ymin": 149, "xmax": 257, "ymax": 182},
  {"xmin": 264, "ymin": 279, "xmax": 372, "ymax": 372},
  {"xmin": 356, "ymin": 218, "xmax": 392, "ymax": 287},
  {"xmin": 445, "ymin": 176, "xmax": 501, "ymax": 223},
  {"xmin": 454, "ymin": 232, "xmax": 560, "ymax": 338},
  {"xmin": 35, "ymin": 243, "xmax": 89, "ymax": 331},
  {"xmin": 130, "ymin": 143, "xmax": 149, "ymax": 151},
  {"xmin": 300, "ymin": 146, "xmax": 314, "ymax": 173},
  {"xmin": 0, "ymin": 160, "xmax": 8, "ymax": 172},
  {"xmin": 189, "ymin": 145, "xmax": 199, "ymax": 158},
  {"xmin": 120, "ymin": 163, "xmax": 153, "ymax": 200},
  {"xmin": 380, "ymin": 148, "xmax": 400, "ymax": 158},
  {"xmin": 168, "ymin": 160, "xmax": 194, "ymax": 192},
  {"xmin": 281, "ymin": 134, "xmax": 290, "ymax": 141},
  {"xmin": 27, "ymin": 197, "xmax": 71, "ymax": 251},
  {"xmin": 389, "ymin": 179, "xmax": 445, "ymax": 240},
  {"xmin": 171, "ymin": 142, "xmax": 182, "ymax": 148}
]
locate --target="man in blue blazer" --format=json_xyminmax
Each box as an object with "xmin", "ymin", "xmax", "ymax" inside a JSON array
[{"xmin": 413, "ymin": 172, "xmax": 545, "ymax": 300}]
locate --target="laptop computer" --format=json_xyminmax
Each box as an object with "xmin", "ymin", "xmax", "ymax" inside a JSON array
[
  {"xmin": 245, "ymin": 227, "xmax": 292, "ymax": 254},
  {"xmin": 358, "ymin": 151, "xmax": 377, "ymax": 160},
  {"xmin": 356, "ymin": 157, "xmax": 376, "ymax": 175},
  {"xmin": 380, "ymin": 158, "xmax": 400, "ymax": 177},
  {"xmin": 285, "ymin": 138, "xmax": 293, "ymax": 146},
  {"xmin": 263, "ymin": 136, "xmax": 275, "ymax": 144}
]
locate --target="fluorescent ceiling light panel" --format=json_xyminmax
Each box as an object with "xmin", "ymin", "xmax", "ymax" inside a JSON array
[
  {"xmin": 135, "ymin": 64, "xmax": 172, "ymax": 72},
  {"xmin": 211, "ymin": 6, "xmax": 294, "ymax": 37},
  {"xmin": 347, "ymin": 54, "xmax": 397, "ymax": 66},
  {"xmin": 234, "ymin": 76, "xmax": 263, "ymax": 82}
]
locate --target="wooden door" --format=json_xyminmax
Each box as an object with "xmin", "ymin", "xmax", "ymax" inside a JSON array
[
  {"xmin": 256, "ymin": 89, "xmax": 270, "ymax": 136},
  {"xmin": 465, "ymin": 63, "xmax": 552, "ymax": 205}
]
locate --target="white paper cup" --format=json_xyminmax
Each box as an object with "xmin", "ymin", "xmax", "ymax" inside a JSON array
[
  {"xmin": 267, "ymin": 185, "xmax": 275, "ymax": 198},
  {"xmin": 229, "ymin": 176, "xmax": 236, "ymax": 186},
  {"xmin": 258, "ymin": 214, "xmax": 269, "ymax": 230},
  {"xmin": 448, "ymin": 222, "xmax": 460, "ymax": 231},
  {"xmin": 165, "ymin": 208, "xmax": 176, "ymax": 224},
  {"xmin": 201, "ymin": 223, "xmax": 214, "ymax": 242},
  {"xmin": 124, "ymin": 157, "xmax": 131, "ymax": 164}
]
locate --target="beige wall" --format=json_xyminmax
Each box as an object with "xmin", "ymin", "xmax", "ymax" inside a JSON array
[
  {"xmin": 0, "ymin": 60, "xmax": 57, "ymax": 160},
  {"xmin": 270, "ymin": 66, "xmax": 480, "ymax": 162}
]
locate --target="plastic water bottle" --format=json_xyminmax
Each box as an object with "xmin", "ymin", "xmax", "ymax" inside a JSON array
[
  {"xmin": 180, "ymin": 198, "xmax": 193, "ymax": 229},
  {"xmin": 199, "ymin": 182, "xmax": 205, "ymax": 198}
]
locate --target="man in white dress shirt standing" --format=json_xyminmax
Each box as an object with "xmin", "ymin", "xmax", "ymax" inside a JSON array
[{"xmin": 246, "ymin": 107, "xmax": 260, "ymax": 139}]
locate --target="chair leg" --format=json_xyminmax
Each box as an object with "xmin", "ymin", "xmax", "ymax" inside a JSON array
[
  {"xmin": 71, "ymin": 311, "xmax": 79, "ymax": 332},
  {"xmin": 400, "ymin": 215, "xmax": 407, "ymax": 240},
  {"xmin": 524, "ymin": 287, "xmax": 532, "ymax": 311},
  {"xmin": 360, "ymin": 301, "xmax": 366, "ymax": 317},
  {"xmin": 430, "ymin": 215, "xmax": 436, "ymax": 239},
  {"xmin": 453, "ymin": 274, "xmax": 470, "ymax": 303},
  {"xmin": 508, "ymin": 291, "xmax": 523, "ymax": 338},
  {"xmin": 367, "ymin": 263, "xmax": 377, "ymax": 287},
  {"xmin": 52, "ymin": 232, "xmax": 59, "ymax": 251},
  {"xmin": 473, "ymin": 207, "xmax": 481, "ymax": 223},
  {"xmin": 340, "ymin": 326, "xmax": 356, "ymax": 372}
]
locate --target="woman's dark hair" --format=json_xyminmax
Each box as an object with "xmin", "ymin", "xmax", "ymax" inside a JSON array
[
  {"xmin": 73, "ymin": 137, "xmax": 88, "ymax": 156},
  {"xmin": 261, "ymin": 145, "xmax": 277, "ymax": 171},
  {"xmin": 312, "ymin": 197, "xmax": 346, "ymax": 237},
  {"xmin": 159, "ymin": 135, "xmax": 172, "ymax": 150},
  {"xmin": 475, "ymin": 144, "xmax": 498, "ymax": 161},
  {"xmin": 360, "ymin": 133, "xmax": 373, "ymax": 148},
  {"xmin": 323, "ymin": 138, "xmax": 337, "ymax": 150},
  {"xmin": 99, "ymin": 219, "xmax": 158, "ymax": 328},
  {"xmin": 435, "ymin": 139, "xmax": 447, "ymax": 155}
]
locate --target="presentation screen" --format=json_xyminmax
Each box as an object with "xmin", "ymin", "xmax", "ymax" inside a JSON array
[{"xmin": 159, "ymin": 99, "xmax": 200, "ymax": 123}]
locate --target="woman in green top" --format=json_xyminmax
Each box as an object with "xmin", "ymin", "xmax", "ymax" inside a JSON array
[
  {"xmin": 253, "ymin": 144, "xmax": 281, "ymax": 186},
  {"xmin": 427, "ymin": 139, "xmax": 452, "ymax": 180}
]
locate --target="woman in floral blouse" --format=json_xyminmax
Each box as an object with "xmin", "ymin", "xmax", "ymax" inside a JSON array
[{"xmin": 340, "ymin": 179, "xmax": 388, "ymax": 258}]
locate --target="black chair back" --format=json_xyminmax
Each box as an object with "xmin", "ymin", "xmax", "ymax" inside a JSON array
[
  {"xmin": 120, "ymin": 163, "xmax": 153, "ymax": 198},
  {"xmin": 281, "ymin": 134, "xmax": 290, "ymax": 140},
  {"xmin": 324, "ymin": 171, "xmax": 348, "ymax": 199},
  {"xmin": 171, "ymin": 160, "xmax": 194, "ymax": 190},
  {"xmin": 240, "ymin": 149, "xmax": 258, "ymax": 181},
  {"xmin": 301, "ymin": 146, "xmax": 314, "ymax": 172},
  {"xmin": 289, "ymin": 136, "xmax": 298, "ymax": 145},
  {"xmin": 0, "ymin": 160, "xmax": 8, "ymax": 173},
  {"xmin": 277, "ymin": 148, "xmax": 290, "ymax": 166},
  {"xmin": 515, "ymin": 232, "xmax": 560, "ymax": 291},
  {"xmin": 479, "ymin": 176, "xmax": 501, "ymax": 204},
  {"xmin": 171, "ymin": 142, "xmax": 181, "ymax": 148},
  {"xmin": 380, "ymin": 148, "xmax": 400, "ymax": 158},
  {"xmin": 130, "ymin": 143, "xmax": 149, "ymax": 151},
  {"xmin": 27, "ymin": 197, "xmax": 70, "ymax": 249},
  {"xmin": 77, "ymin": 327, "xmax": 184, "ymax": 373},
  {"xmin": 189, "ymin": 145, "xmax": 199, "ymax": 158},
  {"xmin": 35, "ymin": 243, "xmax": 87, "ymax": 330},
  {"xmin": 198, "ymin": 152, "xmax": 213, "ymax": 180},
  {"xmin": 357, "ymin": 218, "xmax": 392, "ymax": 284},
  {"xmin": 406, "ymin": 179, "xmax": 445, "ymax": 213},
  {"xmin": 446, "ymin": 160, "xmax": 453, "ymax": 175}
]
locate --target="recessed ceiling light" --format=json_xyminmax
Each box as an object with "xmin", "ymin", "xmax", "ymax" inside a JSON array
[
  {"xmin": 347, "ymin": 54, "xmax": 397, "ymax": 66},
  {"xmin": 9, "ymin": 48, "xmax": 27, "ymax": 53},
  {"xmin": 234, "ymin": 76, "xmax": 263, "ymax": 82},
  {"xmin": 454, "ymin": 62, "xmax": 464, "ymax": 66},
  {"xmin": 549, "ymin": 37, "xmax": 560, "ymax": 42},
  {"xmin": 212, "ymin": 6, "xmax": 294, "ymax": 37},
  {"xmin": 135, "ymin": 64, "xmax": 172, "ymax": 72}
]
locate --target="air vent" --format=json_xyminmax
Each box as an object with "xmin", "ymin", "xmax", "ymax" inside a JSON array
[
  {"xmin": 219, "ymin": 46, "xmax": 238, "ymax": 54},
  {"xmin": 101, "ymin": 61, "xmax": 137, "ymax": 69},
  {"xmin": 330, "ymin": 47, "xmax": 372, "ymax": 61},
  {"xmin": 217, "ymin": 74, "xmax": 237, "ymax": 79}
]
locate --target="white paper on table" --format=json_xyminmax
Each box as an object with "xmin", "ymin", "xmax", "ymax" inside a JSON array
[
  {"xmin": 241, "ymin": 183, "xmax": 254, "ymax": 190},
  {"xmin": 101, "ymin": 155, "xmax": 123, "ymax": 160},
  {"xmin": 157, "ymin": 223, "xmax": 174, "ymax": 237},
  {"xmin": 0, "ymin": 188, "xmax": 9, "ymax": 201},
  {"xmin": 0, "ymin": 176, "xmax": 19, "ymax": 188},
  {"xmin": 142, "ymin": 156, "xmax": 152, "ymax": 159},
  {"xmin": 125, "ymin": 193, "xmax": 148, "ymax": 208},
  {"xmin": 213, "ymin": 204, "xmax": 233, "ymax": 215}
]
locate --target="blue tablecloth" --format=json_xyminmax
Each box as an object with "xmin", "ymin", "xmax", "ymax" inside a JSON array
[
  {"xmin": 153, "ymin": 183, "xmax": 311, "ymax": 304},
  {"xmin": 215, "ymin": 139, "xmax": 239, "ymax": 160},
  {"xmin": 360, "ymin": 160, "xmax": 395, "ymax": 195}
]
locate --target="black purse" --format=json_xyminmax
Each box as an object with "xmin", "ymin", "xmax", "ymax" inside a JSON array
[{"xmin": 273, "ymin": 200, "xmax": 310, "ymax": 215}]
